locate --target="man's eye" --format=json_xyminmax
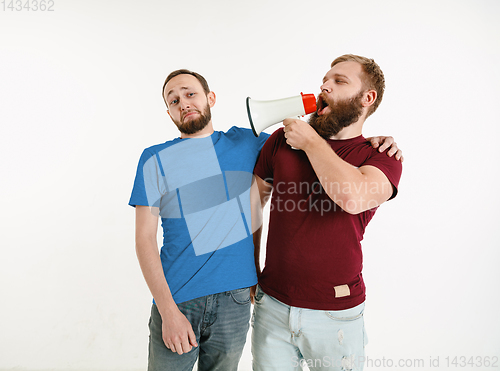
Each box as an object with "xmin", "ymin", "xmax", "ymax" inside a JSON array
[
  {"xmin": 171, "ymin": 99, "xmax": 178, "ymax": 105},
  {"xmin": 336, "ymin": 80, "xmax": 345, "ymax": 84},
  {"xmin": 187, "ymin": 93, "xmax": 195, "ymax": 97}
]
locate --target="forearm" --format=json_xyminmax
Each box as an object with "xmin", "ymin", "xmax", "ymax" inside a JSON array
[
  {"xmin": 251, "ymin": 175, "xmax": 269, "ymax": 278},
  {"xmin": 304, "ymin": 139, "xmax": 368, "ymax": 208},
  {"xmin": 135, "ymin": 236, "xmax": 178, "ymax": 316},
  {"xmin": 304, "ymin": 137, "xmax": 394, "ymax": 214},
  {"xmin": 253, "ymin": 226, "xmax": 262, "ymax": 278}
]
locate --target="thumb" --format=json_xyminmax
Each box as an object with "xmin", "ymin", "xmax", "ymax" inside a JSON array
[{"xmin": 188, "ymin": 328, "xmax": 198, "ymax": 347}]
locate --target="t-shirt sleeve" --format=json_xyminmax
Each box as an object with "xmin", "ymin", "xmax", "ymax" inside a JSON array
[
  {"xmin": 129, "ymin": 149, "xmax": 165, "ymax": 208},
  {"xmin": 363, "ymin": 149, "xmax": 403, "ymax": 200},
  {"xmin": 253, "ymin": 129, "xmax": 280, "ymax": 184}
]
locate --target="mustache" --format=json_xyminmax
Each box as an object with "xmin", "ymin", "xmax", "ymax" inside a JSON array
[{"xmin": 182, "ymin": 109, "xmax": 200, "ymax": 120}]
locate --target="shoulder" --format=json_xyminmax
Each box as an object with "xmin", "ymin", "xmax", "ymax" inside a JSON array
[
  {"xmin": 362, "ymin": 141, "xmax": 403, "ymax": 170},
  {"xmin": 261, "ymin": 127, "xmax": 286, "ymax": 150},
  {"xmin": 137, "ymin": 138, "xmax": 180, "ymax": 162},
  {"xmin": 265, "ymin": 127, "xmax": 284, "ymax": 144},
  {"xmin": 145, "ymin": 137, "xmax": 180, "ymax": 152},
  {"xmin": 224, "ymin": 126, "xmax": 262, "ymax": 140},
  {"xmin": 360, "ymin": 142, "xmax": 403, "ymax": 188},
  {"xmin": 258, "ymin": 128, "xmax": 287, "ymax": 161},
  {"xmin": 335, "ymin": 137, "xmax": 397, "ymax": 166},
  {"xmin": 224, "ymin": 126, "xmax": 271, "ymax": 148}
]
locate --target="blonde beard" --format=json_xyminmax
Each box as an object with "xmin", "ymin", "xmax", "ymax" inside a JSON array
[
  {"xmin": 175, "ymin": 104, "xmax": 212, "ymax": 135},
  {"xmin": 309, "ymin": 91, "xmax": 364, "ymax": 139}
]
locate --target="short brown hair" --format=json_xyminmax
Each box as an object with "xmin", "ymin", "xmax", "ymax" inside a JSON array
[
  {"xmin": 331, "ymin": 54, "xmax": 385, "ymax": 117},
  {"xmin": 162, "ymin": 69, "xmax": 210, "ymax": 106}
]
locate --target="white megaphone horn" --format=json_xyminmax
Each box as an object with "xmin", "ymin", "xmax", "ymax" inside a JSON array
[{"xmin": 246, "ymin": 93, "xmax": 317, "ymax": 137}]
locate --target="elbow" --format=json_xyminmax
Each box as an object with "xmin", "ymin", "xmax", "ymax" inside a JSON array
[
  {"xmin": 341, "ymin": 204, "xmax": 365, "ymax": 215},
  {"xmin": 334, "ymin": 194, "xmax": 376, "ymax": 215}
]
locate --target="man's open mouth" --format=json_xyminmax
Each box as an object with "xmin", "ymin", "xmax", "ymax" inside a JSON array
[{"xmin": 317, "ymin": 95, "xmax": 330, "ymax": 115}]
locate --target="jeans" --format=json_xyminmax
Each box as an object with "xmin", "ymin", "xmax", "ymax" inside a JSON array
[
  {"xmin": 251, "ymin": 286, "xmax": 367, "ymax": 371},
  {"xmin": 148, "ymin": 288, "xmax": 251, "ymax": 371}
]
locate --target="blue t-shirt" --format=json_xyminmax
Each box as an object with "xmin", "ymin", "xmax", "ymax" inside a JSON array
[{"xmin": 129, "ymin": 126, "xmax": 269, "ymax": 304}]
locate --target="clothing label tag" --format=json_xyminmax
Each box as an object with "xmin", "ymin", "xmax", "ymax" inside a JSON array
[{"xmin": 334, "ymin": 284, "xmax": 350, "ymax": 298}]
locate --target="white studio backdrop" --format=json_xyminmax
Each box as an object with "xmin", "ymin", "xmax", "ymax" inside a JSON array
[{"xmin": 1, "ymin": 0, "xmax": 499, "ymax": 370}]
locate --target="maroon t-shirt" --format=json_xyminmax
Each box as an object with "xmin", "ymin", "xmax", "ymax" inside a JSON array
[{"xmin": 254, "ymin": 128, "xmax": 402, "ymax": 310}]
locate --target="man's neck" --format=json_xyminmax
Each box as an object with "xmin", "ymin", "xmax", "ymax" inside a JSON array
[{"xmin": 329, "ymin": 118, "xmax": 364, "ymax": 140}]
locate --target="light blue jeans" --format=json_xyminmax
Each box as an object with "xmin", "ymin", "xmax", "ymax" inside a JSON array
[
  {"xmin": 148, "ymin": 288, "xmax": 251, "ymax": 371},
  {"xmin": 251, "ymin": 286, "xmax": 367, "ymax": 371}
]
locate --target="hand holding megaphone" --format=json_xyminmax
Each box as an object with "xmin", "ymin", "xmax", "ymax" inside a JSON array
[{"xmin": 246, "ymin": 93, "xmax": 317, "ymax": 137}]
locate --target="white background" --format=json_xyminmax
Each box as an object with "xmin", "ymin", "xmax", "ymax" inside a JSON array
[{"xmin": 1, "ymin": 0, "xmax": 499, "ymax": 370}]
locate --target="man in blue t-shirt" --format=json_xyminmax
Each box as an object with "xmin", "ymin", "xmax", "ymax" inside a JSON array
[
  {"xmin": 129, "ymin": 69, "xmax": 403, "ymax": 371},
  {"xmin": 129, "ymin": 69, "xmax": 269, "ymax": 370}
]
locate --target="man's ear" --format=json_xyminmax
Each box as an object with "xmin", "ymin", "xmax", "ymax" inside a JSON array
[
  {"xmin": 208, "ymin": 91, "xmax": 216, "ymax": 108},
  {"xmin": 362, "ymin": 90, "xmax": 377, "ymax": 108},
  {"xmin": 167, "ymin": 110, "xmax": 172, "ymax": 121}
]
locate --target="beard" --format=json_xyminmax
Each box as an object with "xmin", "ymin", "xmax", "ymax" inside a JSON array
[
  {"xmin": 175, "ymin": 104, "xmax": 212, "ymax": 135},
  {"xmin": 308, "ymin": 90, "xmax": 364, "ymax": 140}
]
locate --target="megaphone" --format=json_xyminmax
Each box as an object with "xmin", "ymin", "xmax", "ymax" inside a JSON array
[{"xmin": 246, "ymin": 93, "xmax": 317, "ymax": 137}]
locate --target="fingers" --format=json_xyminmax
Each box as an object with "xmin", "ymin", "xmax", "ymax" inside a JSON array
[
  {"xmin": 395, "ymin": 150, "xmax": 404, "ymax": 162},
  {"xmin": 179, "ymin": 337, "xmax": 193, "ymax": 355},
  {"xmin": 164, "ymin": 332, "xmax": 197, "ymax": 355},
  {"xmin": 188, "ymin": 328, "xmax": 198, "ymax": 348},
  {"xmin": 164, "ymin": 339, "xmax": 191, "ymax": 355},
  {"xmin": 386, "ymin": 145, "xmax": 397, "ymax": 157},
  {"xmin": 384, "ymin": 148, "xmax": 404, "ymax": 162},
  {"xmin": 283, "ymin": 125, "xmax": 292, "ymax": 140},
  {"xmin": 250, "ymin": 285, "xmax": 257, "ymax": 304},
  {"xmin": 282, "ymin": 121, "xmax": 294, "ymax": 134},
  {"xmin": 368, "ymin": 136, "xmax": 394, "ymax": 152},
  {"xmin": 368, "ymin": 136, "xmax": 381, "ymax": 148},
  {"xmin": 371, "ymin": 136, "xmax": 404, "ymax": 162},
  {"xmin": 377, "ymin": 137, "xmax": 394, "ymax": 153},
  {"xmin": 384, "ymin": 144, "xmax": 405, "ymax": 164}
]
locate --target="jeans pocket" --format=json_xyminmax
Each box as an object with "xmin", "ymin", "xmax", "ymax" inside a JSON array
[
  {"xmin": 325, "ymin": 303, "xmax": 364, "ymax": 321},
  {"xmin": 254, "ymin": 285, "xmax": 265, "ymax": 304},
  {"xmin": 230, "ymin": 287, "xmax": 251, "ymax": 305},
  {"xmin": 325, "ymin": 311, "xmax": 363, "ymax": 321}
]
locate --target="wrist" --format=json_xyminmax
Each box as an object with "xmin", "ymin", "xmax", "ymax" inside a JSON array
[
  {"xmin": 303, "ymin": 133, "xmax": 327, "ymax": 153},
  {"xmin": 156, "ymin": 298, "xmax": 179, "ymax": 317}
]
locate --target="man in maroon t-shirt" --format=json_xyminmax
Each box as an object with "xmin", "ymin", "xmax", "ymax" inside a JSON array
[{"xmin": 251, "ymin": 55, "xmax": 403, "ymax": 371}]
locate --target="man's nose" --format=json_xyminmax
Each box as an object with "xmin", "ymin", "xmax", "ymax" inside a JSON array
[
  {"xmin": 320, "ymin": 82, "xmax": 332, "ymax": 93},
  {"xmin": 180, "ymin": 98, "xmax": 190, "ymax": 110}
]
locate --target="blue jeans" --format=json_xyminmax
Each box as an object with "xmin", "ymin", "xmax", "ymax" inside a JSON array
[
  {"xmin": 251, "ymin": 286, "xmax": 367, "ymax": 371},
  {"xmin": 148, "ymin": 288, "xmax": 251, "ymax": 371}
]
